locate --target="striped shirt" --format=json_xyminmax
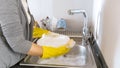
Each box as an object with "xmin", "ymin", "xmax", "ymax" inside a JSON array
[{"xmin": 0, "ymin": 0, "xmax": 33, "ymax": 67}]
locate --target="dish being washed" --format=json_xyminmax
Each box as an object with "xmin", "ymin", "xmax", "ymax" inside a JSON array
[{"xmin": 37, "ymin": 32, "xmax": 75, "ymax": 48}]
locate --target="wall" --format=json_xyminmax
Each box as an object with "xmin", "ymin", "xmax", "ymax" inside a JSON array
[
  {"xmin": 52, "ymin": 0, "xmax": 93, "ymax": 31},
  {"xmin": 92, "ymin": 0, "xmax": 120, "ymax": 68},
  {"xmin": 27, "ymin": 0, "xmax": 53, "ymax": 22},
  {"xmin": 92, "ymin": 0, "xmax": 104, "ymax": 47},
  {"xmin": 27, "ymin": 0, "xmax": 93, "ymax": 31},
  {"xmin": 100, "ymin": 0, "xmax": 120, "ymax": 68}
]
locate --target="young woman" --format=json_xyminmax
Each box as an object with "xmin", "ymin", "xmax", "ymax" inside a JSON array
[{"xmin": 0, "ymin": 0, "xmax": 73, "ymax": 68}]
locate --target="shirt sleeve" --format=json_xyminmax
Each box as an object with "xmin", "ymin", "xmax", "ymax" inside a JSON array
[{"xmin": 0, "ymin": 0, "xmax": 32, "ymax": 54}]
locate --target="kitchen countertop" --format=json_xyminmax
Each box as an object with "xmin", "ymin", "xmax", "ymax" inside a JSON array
[{"xmin": 88, "ymin": 35, "xmax": 108, "ymax": 68}]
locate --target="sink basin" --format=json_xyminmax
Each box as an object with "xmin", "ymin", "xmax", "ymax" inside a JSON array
[
  {"xmin": 20, "ymin": 44, "xmax": 96, "ymax": 68},
  {"xmin": 20, "ymin": 37, "xmax": 96, "ymax": 68}
]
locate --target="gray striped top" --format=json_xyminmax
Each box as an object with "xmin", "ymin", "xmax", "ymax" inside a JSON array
[{"xmin": 0, "ymin": 0, "xmax": 33, "ymax": 67}]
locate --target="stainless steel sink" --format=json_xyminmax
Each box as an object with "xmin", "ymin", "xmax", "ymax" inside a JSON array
[{"xmin": 20, "ymin": 42, "xmax": 97, "ymax": 68}]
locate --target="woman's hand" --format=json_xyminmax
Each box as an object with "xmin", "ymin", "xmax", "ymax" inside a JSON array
[
  {"xmin": 33, "ymin": 27, "xmax": 49, "ymax": 38},
  {"xmin": 41, "ymin": 39, "xmax": 75, "ymax": 59}
]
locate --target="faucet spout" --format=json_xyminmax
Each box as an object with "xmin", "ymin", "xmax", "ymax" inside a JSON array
[{"xmin": 68, "ymin": 9, "xmax": 89, "ymax": 45}]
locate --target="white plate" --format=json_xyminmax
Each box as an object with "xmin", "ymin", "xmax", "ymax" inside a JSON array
[{"xmin": 37, "ymin": 33, "xmax": 70, "ymax": 48}]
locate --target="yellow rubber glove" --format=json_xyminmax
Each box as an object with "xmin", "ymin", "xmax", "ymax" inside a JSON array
[
  {"xmin": 33, "ymin": 27, "xmax": 49, "ymax": 38},
  {"xmin": 41, "ymin": 39, "xmax": 74, "ymax": 59}
]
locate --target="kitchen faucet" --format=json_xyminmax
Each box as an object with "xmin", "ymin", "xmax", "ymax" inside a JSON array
[{"xmin": 68, "ymin": 9, "xmax": 89, "ymax": 46}]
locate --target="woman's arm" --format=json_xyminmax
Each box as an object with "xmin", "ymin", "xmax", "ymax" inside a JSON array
[
  {"xmin": 0, "ymin": 0, "xmax": 36, "ymax": 54},
  {"xmin": 27, "ymin": 43, "xmax": 43, "ymax": 56}
]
